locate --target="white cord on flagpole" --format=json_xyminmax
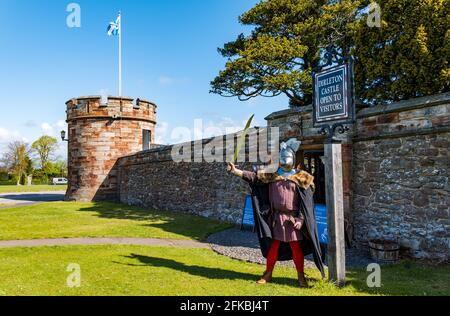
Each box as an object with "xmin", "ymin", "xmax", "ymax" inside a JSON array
[{"xmin": 119, "ymin": 12, "xmax": 122, "ymax": 97}]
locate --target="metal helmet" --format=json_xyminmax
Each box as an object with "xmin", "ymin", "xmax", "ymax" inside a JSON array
[{"xmin": 279, "ymin": 138, "xmax": 302, "ymax": 171}]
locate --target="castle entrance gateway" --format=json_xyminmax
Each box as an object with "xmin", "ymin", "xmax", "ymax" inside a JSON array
[{"xmin": 298, "ymin": 150, "xmax": 326, "ymax": 205}]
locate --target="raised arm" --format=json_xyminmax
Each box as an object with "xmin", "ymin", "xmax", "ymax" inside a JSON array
[
  {"xmin": 227, "ymin": 162, "xmax": 243, "ymax": 178},
  {"xmin": 227, "ymin": 162, "xmax": 257, "ymax": 184}
]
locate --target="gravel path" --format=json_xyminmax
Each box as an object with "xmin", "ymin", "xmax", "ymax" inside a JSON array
[{"xmin": 207, "ymin": 228, "xmax": 375, "ymax": 268}]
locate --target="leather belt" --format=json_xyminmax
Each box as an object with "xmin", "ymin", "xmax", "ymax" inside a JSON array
[
  {"xmin": 273, "ymin": 209, "xmax": 305, "ymax": 228},
  {"xmin": 274, "ymin": 209, "xmax": 296, "ymax": 215},
  {"xmin": 273, "ymin": 209, "xmax": 298, "ymax": 226}
]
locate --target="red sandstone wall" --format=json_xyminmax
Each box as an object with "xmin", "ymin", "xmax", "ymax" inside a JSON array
[{"xmin": 65, "ymin": 96, "xmax": 156, "ymax": 201}]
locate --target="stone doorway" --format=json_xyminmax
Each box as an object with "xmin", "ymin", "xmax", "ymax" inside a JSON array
[{"xmin": 298, "ymin": 149, "xmax": 326, "ymax": 205}]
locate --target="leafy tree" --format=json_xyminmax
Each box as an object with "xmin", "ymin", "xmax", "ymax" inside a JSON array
[
  {"xmin": 45, "ymin": 160, "xmax": 68, "ymax": 178},
  {"xmin": 0, "ymin": 167, "xmax": 9, "ymax": 182},
  {"xmin": 55, "ymin": 160, "xmax": 68, "ymax": 178},
  {"xmin": 211, "ymin": 0, "xmax": 361, "ymax": 107},
  {"xmin": 351, "ymin": 0, "xmax": 450, "ymax": 104},
  {"xmin": 212, "ymin": 0, "xmax": 449, "ymax": 106},
  {"xmin": 1, "ymin": 141, "xmax": 32, "ymax": 185},
  {"xmin": 31, "ymin": 136, "xmax": 59, "ymax": 173}
]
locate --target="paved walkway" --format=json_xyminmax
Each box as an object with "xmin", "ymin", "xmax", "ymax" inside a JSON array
[
  {"xmin": 0, "ymin": 191, "xmax": 65, "ymax": 209},
  {"xmin": 0, "ymin": 238, "xmax": 210, "ymax": 249}
]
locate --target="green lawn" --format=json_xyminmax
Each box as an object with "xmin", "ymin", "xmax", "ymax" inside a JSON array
[
  {"xmin": 0, "ymin": 185, "xmax": 67, "ymax": 193},
  {"xmin": 0, "ymin": 201, "xmax": 448, "ymax": 296},
  {"xmin": 0, "ymin": 245, "xmax": 448, "ymax": 296},
  {"xmin": 0, "ymin": 202, "xmax": 231, "ymax": 241}
]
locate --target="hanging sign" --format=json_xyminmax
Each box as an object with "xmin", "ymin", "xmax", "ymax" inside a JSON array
[{"xmin": 313, "ymin": 63, "xmax": 355, "ymax": 127}]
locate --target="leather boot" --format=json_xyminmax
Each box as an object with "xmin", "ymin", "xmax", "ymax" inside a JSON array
[
  {"xmin": 256, "ymin": 271, "xmax": 273, "ymax": 285},
  {"xmin": 298, "ymin": 272, "xmax": 309, "ymax": 288}
]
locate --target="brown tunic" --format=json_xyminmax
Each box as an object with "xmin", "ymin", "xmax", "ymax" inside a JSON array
[{"xmin": 243, "ymin": 171, "xmax": 304, "ymax": 243}]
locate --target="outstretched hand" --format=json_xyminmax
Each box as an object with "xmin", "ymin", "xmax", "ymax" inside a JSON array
[
  {"xmin": 227, "ymin": 162, "xmax": 236, "ymax": 174},
  {"xmin": 227, "ymin": 162, "xmax": 244, "ymax": 178}
]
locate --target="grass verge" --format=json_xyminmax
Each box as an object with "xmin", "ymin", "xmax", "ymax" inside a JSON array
[
  {"xmin": 0, "ymin": 202, "xmax": 231, "ymax": 241},
  {"xmin": 0, "ymin": 245, "xmax": 448, "ymax": 296}
]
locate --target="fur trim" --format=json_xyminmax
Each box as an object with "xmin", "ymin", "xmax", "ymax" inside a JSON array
[{"xmin": 257, "ymin": 170, "xmax": 315, "ymax": 191}]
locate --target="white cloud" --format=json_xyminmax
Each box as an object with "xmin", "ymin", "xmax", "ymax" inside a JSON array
[
  {"xmin": 0, "ymin": 123, "xmax": 68, "ymax": 159},
  {"xmin": 57, "ymin": 120, "xmax": 66, "ymax": 129},
  {"xmin": 203, "ymin": 117, "xmax": 260, "ymax": 137},
  {"xmin": 0, "ymin": 128, "xmax": 10, "ymax": 141},
  {"xmin": 155, "ymin": 121, "xmax": 169, "ymax": 145},
  {"xmin": 0, "ymin": 127, "xmax": 25, "ymax": 143},
  {"xmin": 41, "ymin": 123, "xmax": 54, "ymax": 134},
  {"xmin": 167, "ymin": 117, "xmax": 260, "ymax": 144},
  {"xmin": 0, "ymin": 127, "xmax": 28, "ymax": 155},
  {"xmin": 37, "ymin": 121, "xmax": 68, "ymax": 159},
  {"xmin": 206, "ymin": 117, "xmax": 259, "ymax": 138},
  {"xmin": 40, "ymin": 120, "xmax": 67, "ymax": 137},
  {"xmin": 0, "ymin": 120, "xmax": 66, "ymax": 144}
]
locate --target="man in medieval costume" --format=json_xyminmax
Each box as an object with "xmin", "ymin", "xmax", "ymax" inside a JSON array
[{"xmin": 227, "ymin": 138, "xmax": 325, "ymax": 288}]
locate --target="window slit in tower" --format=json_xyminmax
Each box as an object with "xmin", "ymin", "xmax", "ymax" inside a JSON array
[{"xmin": 143, "ymin": 130, "xmax": 151, "ymax": 151}]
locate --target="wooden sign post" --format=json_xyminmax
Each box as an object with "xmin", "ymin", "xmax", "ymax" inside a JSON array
[
  {"xmin": 312, "ymin": 46, "xmax": 356, "ymax": 288},
  {"xmin": 324, "ymin": 142, "xmax": 346, "ymax": 287}
]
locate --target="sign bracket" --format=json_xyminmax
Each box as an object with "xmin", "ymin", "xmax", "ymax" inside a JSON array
[
  {"xmin": 312, "ymin": 45, "xmax": 356, "ymax": 142},
  {"xmin": 319, "ymin": 123, "xmax": 350, "ymax": 144}
]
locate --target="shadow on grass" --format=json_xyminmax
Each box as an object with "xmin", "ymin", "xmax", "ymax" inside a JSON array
[
  {"xmin": 75, "ymin": 201, "xmax": 232, "ymax": 241},
  {"xmin": 0, "ymin": 193, "xmax": 65, "ymax": 202},
  {"xmin": 118, "ymin": 253, "xmax": 301, "ymax": 288}
]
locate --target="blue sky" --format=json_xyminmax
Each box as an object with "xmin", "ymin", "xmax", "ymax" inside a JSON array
[{"xmin": 0, "ymin": 0, "xmax": 289, "ymax": 158}]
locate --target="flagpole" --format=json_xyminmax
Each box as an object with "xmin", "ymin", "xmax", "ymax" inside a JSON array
[{"xmin": 118, "ymin": 12, "xmax": 122, "ymax": 97}]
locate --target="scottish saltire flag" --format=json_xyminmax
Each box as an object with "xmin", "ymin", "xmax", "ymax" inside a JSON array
[{"xmin": 107, "ymin": 13, "xmax": 121, "ymax": 36}]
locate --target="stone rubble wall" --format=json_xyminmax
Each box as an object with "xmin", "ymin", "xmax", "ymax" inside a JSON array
[
  {"xmin": 352, "ymin": 94, "xmax": 449, "ymax": 260},
  {"xmin": 117, "ymin": 137, "xmax": 257, "ymax": 223}
]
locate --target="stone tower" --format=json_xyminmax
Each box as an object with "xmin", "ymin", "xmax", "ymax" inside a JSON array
[{"xmin": 65, "ymin": 96, "xmax": 157, "ymax": 201}]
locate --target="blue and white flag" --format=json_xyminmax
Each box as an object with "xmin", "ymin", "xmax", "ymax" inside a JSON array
[
  {"xmin": 107, "ymin": 13, "xmax": 121, "ymax": 36},
  {"xmin": 106, "ymin": 12, "xmax": 123, "ymax": 96}
]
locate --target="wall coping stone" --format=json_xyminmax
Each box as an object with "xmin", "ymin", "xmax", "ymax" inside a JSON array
[
  {"xmin": 118, "ymin": 127, "xmax": 265, "ymax": 162},
  {"xmin": 265, "ymin": 105, "xmax": 313, "ymax": 121},
  {"xmin": 357, "ymin": 92, "xmax": 450, "ymax": 119},
  {"xmin": 136, "ymin": 98, "xmax": 158, "ymax": 107},
  {"xmin": 265, "ymin": 93, "xmax": 450, "ymax": 121},
  {"xmin": 65, "ymin": 96, "xmax": 157, "ymax": 106}
]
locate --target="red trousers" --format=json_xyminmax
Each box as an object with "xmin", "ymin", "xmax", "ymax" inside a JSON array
[{"xmin": 266, "ymin": 240, "xmax": 304, "ymax": 273}]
